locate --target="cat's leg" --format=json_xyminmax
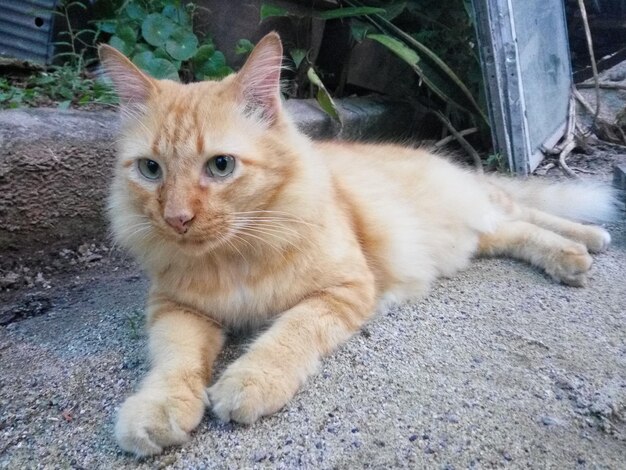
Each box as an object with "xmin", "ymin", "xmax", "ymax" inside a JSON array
[
  {"xmin": 477, "ymin": 221, "xmax": 593, "ymax": 286},
  {"xmin": 208, "ymin": 279, "xmax": 375, "ymax": 424},
  {"xmin": 520, "ymin": 208, "xmax": 611, "ymax": 253},
  {"xmin": 115, "ymin": 299, "xmax": 224, "ymax": 457}
]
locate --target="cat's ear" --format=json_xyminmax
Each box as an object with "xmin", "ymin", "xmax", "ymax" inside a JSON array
[
  {"xmin": 235, "ymin": 32, "xmax": 283, "ymax": 123},
  {"xmin": 98, "ymin": 44, "xmax": 157, "ymax": 106}
]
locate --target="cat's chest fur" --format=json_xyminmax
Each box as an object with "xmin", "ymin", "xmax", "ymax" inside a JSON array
[{"xmin": 153, "ymin": 250, "xmax": 316, "ymax": 328}]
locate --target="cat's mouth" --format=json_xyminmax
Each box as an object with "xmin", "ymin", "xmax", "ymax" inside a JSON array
[
  {"xmin": 152, "ymin": 218, "xmax": 236, "ymax": 255},
  {"xmin": 169, "ymin": 228, "xmax": 234, "ymax": 254}
]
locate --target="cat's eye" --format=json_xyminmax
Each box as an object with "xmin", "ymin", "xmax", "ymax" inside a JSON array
[
  {"xmin": 138, "ymin": 159, "xmax": 162, "ymax": 180},
  {"xmin": 206, "ymin": 155, "xmax": 235, "ymax": 178}
]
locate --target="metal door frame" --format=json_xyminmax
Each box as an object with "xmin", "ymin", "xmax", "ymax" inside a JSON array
[{"xmin": 472, "ymin": 0, "xmax": 571, "ymax": 175}]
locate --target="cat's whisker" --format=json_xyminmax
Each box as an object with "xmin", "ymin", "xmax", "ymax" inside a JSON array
[
  {"xmin": 124, "ymin": 227, "xmax": 153, "ymax": 244},
  {"xmin": 233, "ymin": 228, "xmax": 288, "ymax": 263},
  {"xmin": 226, "ymin": 232, "xmax": 260, "ymax": 261},
  {"xmin": 236, "ymin": 226, "xmax": 303, "ymax": 255},
  {"xmin": 228, "ymin": 232, "xmax": 257, "ymax": 253},
  {"xmin": 233, "ymin": 214, "xmax": 319, "ymax": 229},
  {"xmin": 220, "ymin": 235, "xmax": 247, "ymax": 264},
  {"xmin": 235, "ymin": 217, "xmax": 303, "ymax": 235},
  {"xmin": 119, "ymin": 222, "xmax": 153, "ymax": 237},
  {"xmin": 238, "ymin": 221, "xmax": 302, "ymax": 239}
]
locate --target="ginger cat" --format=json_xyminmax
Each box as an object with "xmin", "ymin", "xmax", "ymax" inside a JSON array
[{"xmin": 99, "ymin": 33, "xmax": 616, "ymax": 457}]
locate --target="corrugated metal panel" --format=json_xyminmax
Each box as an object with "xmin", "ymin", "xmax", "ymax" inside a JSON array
[{"xmin": 0, "ymin": 0, "xmax": 58, "ymax": 64}]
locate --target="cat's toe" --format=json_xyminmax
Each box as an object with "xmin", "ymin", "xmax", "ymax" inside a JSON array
[
  {"xmin": 115, "ymin": 391, "xmax": 202, "ymax": 457},
  {"xmin": 208, "ymin": 363, "xmax": 290, "ymax": 424},
  {"xmin": 208, "ymin": 372, "xmax": 265, "ymax": 424}
]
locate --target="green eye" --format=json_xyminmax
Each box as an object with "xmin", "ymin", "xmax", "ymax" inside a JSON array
[
  {"xmin": 138, "ymin": 159, "xmax": 162, "ymax": 180},
  {"xmin": 206, "ymin": 155, "xmax": 235, "ymax": 178}
]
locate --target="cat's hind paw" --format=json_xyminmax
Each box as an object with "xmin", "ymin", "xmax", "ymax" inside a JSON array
[
  {"xmin": 582, "ymin": 226, "xmax": 611, "ymax": 253},
  {"xmin": 547, "ymin": 243, "xmax": 593, "ymax": 287},
  {"xmin": 115, "ymin": 390, "xmax": 204, "ymax": 457}
]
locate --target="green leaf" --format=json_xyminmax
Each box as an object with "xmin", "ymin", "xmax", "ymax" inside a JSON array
[
  {"xmin": 316, "ymin": 6, "xmax": 386, "ymax": 20},
  {"xmin": 78, "ymin": 94, "xmax": 91, "ymax": 105},
  {"xmin": 260, "ymin": 4, "xmax": 288, "ymax": 20},
  {"xmin": 350, "ymin": 20, "xmax": 371, "ymax": 42},
  {"xmin": 165, "ymin": 27, "xmax": 198, "ymax": 61},
  {"xmin": 306, "ymin": 67, "xmax": 341, "ymax": 123},
  {"xmin": 379, "ymin": 1, "xmax": 406, "ymax": 21},
  {"xmin": 235, "ymin": 39, "xmax": 254, "ymax": 55},
  {"xmin": 132, "ymin": 51, "xmax": 179, "ymax": 80},
  {"xmin": 194, "ymin": 50, "xmax": 231, "ymax": 80},
  {"xmin": 98, "ymin": 20, "xmax": 116, "ymax": 34},
  {"xmin": 154, "ymin": 47, "xmax": 181, "ymax": 69},
  {"xmin": 367, "ymin": 34, "xmax": 419, "ymax": 66},
  {"xmin": 153, "ymin": 47, "xmax": 169, "ymax": 59},
  {"xmin": 109, "ymin": 35, "xmax": 133, "ymax": 56},
  {"xmin": 204, "ymin": 65, "xmax": 233, "ymax": 80},
  {"xmin": 116, "ymin": 24, "xmax": 137, "ymax": 46},
  {"xmin": 133, "ymin": 42, "xmax": 151, "ymax": 55},
  {"xmin": 126, "ymin": 2, "xmax": 146, "ymax": 21},
  {"xmin": 141, "ymin": 13, "xmax": 176, "ymax": 47},
  {"xmin": 162, "ymin": 4, "xmax": 190, "ymax": 26},
  {"xmin": 58, "ymin": 100, "xmax": 72, "ymax": 110},
  {"xmin": 367, "ymin": 16, "xmax": 488, "ymax": 124},
  {"xmin": 192, "ymin": 44, "xmax": 216, "ymax": 63},
  {"xmin": 289, "ymin": 48, "xmax": 307, "ymax": 69}
]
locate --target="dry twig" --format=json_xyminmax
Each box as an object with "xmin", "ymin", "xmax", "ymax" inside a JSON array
[
  {"xmin": 577, "ymin": 82, "xmax": 626, "ymax": 91},
  {"xmin": 433, "ymin": 112, "xmax": 483, "ymax": 173},
  {"xmin": 434, "ymin": 127, "xmax": 478, "ymax": 148},
  {"xmin": 542, "ymin": 92, "xmax": 578, "ymax": 178},
  {"xmin": 577, "ymin": 0, "xmax": 600, "ymax": 124}
]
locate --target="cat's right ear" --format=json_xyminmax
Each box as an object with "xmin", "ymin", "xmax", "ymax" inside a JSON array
[{"xmin": 98, "ymin": 44, "xmax": 157, "ymax": 106}]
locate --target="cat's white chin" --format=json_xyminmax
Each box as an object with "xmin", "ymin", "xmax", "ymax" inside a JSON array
[{"xmin": 174, "ymin": 237, "xmax": 222, "ymax": 255}]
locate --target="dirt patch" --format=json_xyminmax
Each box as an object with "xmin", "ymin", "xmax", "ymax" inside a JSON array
[
  {"xmin": 534, "ymin": 141, "xmax": 626, "ymax": 184},
  {"xmin": 0, "ymin": 241, "xmax": 138, "ymax": 325}
]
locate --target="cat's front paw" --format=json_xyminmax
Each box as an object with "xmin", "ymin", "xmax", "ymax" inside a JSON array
[
  {"xmin": 115, "ymin": 389, "xmax": 205, "ymax": 457},
  {"xmin": 208, "ymin": 362, "xmax": 295, "ymax": 424}
]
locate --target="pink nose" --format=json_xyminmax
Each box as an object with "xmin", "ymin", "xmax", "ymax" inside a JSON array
[{"xmin": 165, "ymin": 212, "xmax": 194, "ymax": 234}]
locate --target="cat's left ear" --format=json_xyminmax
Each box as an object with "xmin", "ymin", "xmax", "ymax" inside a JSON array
[{"xmin": 235, "ymin": 32, "xmax": 283, "ymax": 123}]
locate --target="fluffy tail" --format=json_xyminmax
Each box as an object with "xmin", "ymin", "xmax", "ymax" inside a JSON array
[{"xmin": 488, "ymin": 176, "xmax": 620, "ymax": 223}]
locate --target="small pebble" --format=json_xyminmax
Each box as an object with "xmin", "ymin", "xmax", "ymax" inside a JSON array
[{"xmin": 542, "ymin": 416, "xmax": 560, "ymax": 426}]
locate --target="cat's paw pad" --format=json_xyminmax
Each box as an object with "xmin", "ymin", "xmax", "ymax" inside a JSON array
[
  {"xmin": 115, "ymin": 391, "xmax": 204, "ymax": 457},
  {"xmin": 549, "ymin": 244, "xmax": 593, "ymax": 287},
  {"xmin": 208, "ymin": 365, "xmax": 288, "ymax": 424},
  {"xmin": 582, "ymin": 226, "xmax": 611, "ymax": 253}
]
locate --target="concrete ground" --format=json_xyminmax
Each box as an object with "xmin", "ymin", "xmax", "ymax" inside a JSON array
[{"xmin": 0, "ymin": 219, "xmax": 624, "ymax": 469}]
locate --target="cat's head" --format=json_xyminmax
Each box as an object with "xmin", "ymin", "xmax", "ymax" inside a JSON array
[{"xmin": 100, "ymin": 33, "xmax": 318, "ymax": 261}]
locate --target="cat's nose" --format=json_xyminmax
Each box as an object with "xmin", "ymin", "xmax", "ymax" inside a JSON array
[{"xmin": 165, "ymin": 212, "xmax": 194, "ymax": 234}]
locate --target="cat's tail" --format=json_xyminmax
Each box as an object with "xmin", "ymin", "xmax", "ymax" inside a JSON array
[{"xmin": 487, "ymin": 176, "xmax": 621, "ymax": 223}]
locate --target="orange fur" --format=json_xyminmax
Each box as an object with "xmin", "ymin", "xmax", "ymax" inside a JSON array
[{"xmin": 99, "ymin": 33, "xmax": 615, "ymax": 457}]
